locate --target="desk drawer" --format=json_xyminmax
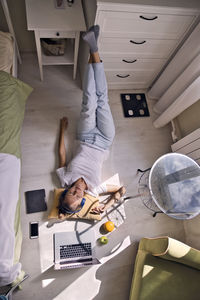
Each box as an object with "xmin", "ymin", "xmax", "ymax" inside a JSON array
[
  {"xmin": 39, "ymin": 30, "xmax": 76, "ymax": 39},
  {"xmin": 99, "ymin": 37, "xmax": 177, "ymax": 59},
  {"xmin": 98, "ymin": 10, "xmax": 194, "ymax": 39}
]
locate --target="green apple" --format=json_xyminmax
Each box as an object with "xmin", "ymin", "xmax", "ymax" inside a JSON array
[{"xmin": 99, "ymin": 236, "xmax": 108, "ymax": 245}]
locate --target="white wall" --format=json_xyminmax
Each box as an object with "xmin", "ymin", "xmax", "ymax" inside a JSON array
[
  {"xmin": 1, "ymin": 0, "xmax": 200, "ymax": 52},
  {"xmin": 0, "ymin": 0, "xmax": 35, "ymax": 52},
  {"xmin": 148, "ymin": 20, "xmax": 200, "ymax": 101},
  {"xmin": 176, "ymin": 100, "xmax": 200, "ymax": 137},
  {"xmin": 148, "ymin": 17, "xmax": 200, "ymax": 135}
]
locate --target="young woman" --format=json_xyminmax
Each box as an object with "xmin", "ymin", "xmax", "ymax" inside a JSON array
[{"xmin": 56, "ymin": 25, "xmax": 125, "ymax": 218}]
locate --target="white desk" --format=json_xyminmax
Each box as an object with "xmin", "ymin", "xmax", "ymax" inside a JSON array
[{"xmin": 25, "ymin": 0, "xmax": 86, "ymax": 80}]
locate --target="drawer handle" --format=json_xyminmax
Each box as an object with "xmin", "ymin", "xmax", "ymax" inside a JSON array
[
  {"xmin": 140, "ymin": 15, "xmax": 158, "ymax": 21},
  {"xmin": 130, "ymin": 40, "xmax": 146, "ymax": 45},
  {"xmin": 116, "ymin": 74, "xmax": 130, "ymax": 78},
  {"xmin": 122, "ymin": 59, "xmax": 137, "ymax": 64},
  {"xmin": 56, "ymin": 32, "xmax": 60, "ymax": 36}
]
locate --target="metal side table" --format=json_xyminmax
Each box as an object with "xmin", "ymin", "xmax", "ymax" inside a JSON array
[{"xmin": 138, "ymin": 153, "xmax": 200, "ymax": 219}]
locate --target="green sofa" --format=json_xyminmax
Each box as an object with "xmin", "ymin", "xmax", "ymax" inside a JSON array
[{"xmin": 129, "ymin": 237, "xmax": 200, "ymax": 300}]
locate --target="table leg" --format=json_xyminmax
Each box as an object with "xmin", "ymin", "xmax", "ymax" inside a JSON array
[
  {"xmin": 153, "ymin": 211, "xmax": 163, "ymax": 217},
  {"xmin": 137, "ymin": 168, "xmax": 151, "ymax": 173},
  {"xmin": 73, "ymin": 31, "xmax": 80, "ymax": 80},
  {"xmin": 34, "ymin": 30, "xmax": 43, "ymax": 81}
]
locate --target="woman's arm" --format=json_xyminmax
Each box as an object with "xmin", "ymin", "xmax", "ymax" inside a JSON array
[
  {"xmin": 91, "ymin": 186, "xmax": 126, "ymax": 214},
  {"xmin": 106, "ymin": 184, "xmax": 121, "ymax": 193},
  {"xmin": 103, "ymin": 186, "xmax": 126, "ymax": 210},
  {"xmin": 58, "ymin": 117, "xmax": 68, "ymax": 168},
  {"xmin": 95, "ymin": 184, "xmax": 121, "ymax": 195}
]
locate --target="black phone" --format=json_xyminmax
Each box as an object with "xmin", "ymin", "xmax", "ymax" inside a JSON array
[{"xmin": 30, "ymin": 222, "xmax": 39, "ymax": 239}]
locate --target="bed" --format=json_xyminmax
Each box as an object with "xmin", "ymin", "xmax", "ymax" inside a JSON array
[
  {"xmin": 0, "ymin": 71, "xmax": 32, "ymax": 286},
  {"xmin": 0, "ymin": 0, "xmax": 32, "ymax": 287}
]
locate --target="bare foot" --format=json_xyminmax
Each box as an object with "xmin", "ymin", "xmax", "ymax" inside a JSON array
[
  {"xmin": 113, "ymin": 186, "xmax": 126, "ymax": 202},
  {"xmin": 60, "ymin": 117, "xmax": 68, "ymax": 131}
]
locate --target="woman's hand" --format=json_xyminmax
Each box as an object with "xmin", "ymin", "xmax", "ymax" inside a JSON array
[
  {"xmin": 60, "ymin": 117, "xmax": 68, "ymax": 131},
  {"xmin": 91, "ymin": 204, "xmax": 106, "ymax": 214},
  {"xmin": 113, "ymin": 186, "xmax": 126, "ymax": 202},
  {"xmin": 91, "ymin": 186, "xmax": 126, "ymax": 214}
]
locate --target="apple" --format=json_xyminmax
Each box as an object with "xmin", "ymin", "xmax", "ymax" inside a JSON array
[{"xmin": 99, "ymin": 236, "xmax": 108, "ymax": 245}]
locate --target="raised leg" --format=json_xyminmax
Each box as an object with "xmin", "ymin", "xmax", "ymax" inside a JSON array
[
  {"xmin": 80, "ymin": 26, "xmax": 115, "ymax": 147},
  {"xmin": 93, "ymin": 60, "xmax": 115, "ymax": 144},
  {"xmin": 89, "ymin": 51, "xmax": 101, "ymax": 63},
  {"xmin": 76, "ymin": 63, "xmax": 97, "ymax": 140}
]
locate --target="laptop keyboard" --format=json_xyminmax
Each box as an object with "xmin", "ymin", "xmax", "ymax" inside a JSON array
[{"xmin": 60, "ymin": 243, "xmax": 92, "ymax": 259}]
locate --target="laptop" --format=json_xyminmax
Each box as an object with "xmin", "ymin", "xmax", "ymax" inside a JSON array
[{"xmin": 53, "ymin": 230, "xmax": 101, "ymax": 270}]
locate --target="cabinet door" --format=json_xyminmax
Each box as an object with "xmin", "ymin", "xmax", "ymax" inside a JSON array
[{"xmin": 98, "ymin": 11, "xmax": 195, "ymax": 39}]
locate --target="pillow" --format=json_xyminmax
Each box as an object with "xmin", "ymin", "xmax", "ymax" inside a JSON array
[
  {"xmin": 48, "ymin": 188, "xmax": 102, "ymax": 221},
  {"xmin": 0, "ymin": 71, "xmax": 33, "ymax": 158}
]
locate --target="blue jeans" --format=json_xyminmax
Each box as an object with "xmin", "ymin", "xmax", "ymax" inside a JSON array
[{"xmin": 77, "ymin": 63, "xmax": 115, "ymax": 150}]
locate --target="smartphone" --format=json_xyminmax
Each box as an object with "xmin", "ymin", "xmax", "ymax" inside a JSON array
[{"xmin": 30, "ymin": 222, "xmax": 39, "ymax": 239}]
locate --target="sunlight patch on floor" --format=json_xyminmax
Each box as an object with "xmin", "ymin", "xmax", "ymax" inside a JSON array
[
  {"xmin": 39, "ymin": 221, "xmax": 75, "ymax": 272},
  {"xmin": 42, "ymin": 278, "xmax": 55, "ymax": 288},
  {"xmin": 52, "ymin": 266, "xmax": 101, "ymax": 300}
]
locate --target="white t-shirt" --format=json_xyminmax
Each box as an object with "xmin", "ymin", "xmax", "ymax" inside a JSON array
[{"xmin": 56, "ymin": 142, "xmax": 108, "ymax": 196}]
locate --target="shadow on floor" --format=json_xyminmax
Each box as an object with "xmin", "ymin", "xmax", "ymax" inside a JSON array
[{"xmin": 93, "ymin": 242, "xmax": 138, "ymax": 300}]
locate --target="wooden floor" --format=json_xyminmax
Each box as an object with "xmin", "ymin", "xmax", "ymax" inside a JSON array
[{"xmin": 15, "ymin": 53, "xmax": 186, "ymax": 300}]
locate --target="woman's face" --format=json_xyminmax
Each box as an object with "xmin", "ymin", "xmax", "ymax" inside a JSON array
[
  {"xmin": 67, "ymin": 185, "xmax": 83, "ymax": 200},
  {"xmin": 63, "ymin": 179, "xmax": 85, "ymax": 210}
]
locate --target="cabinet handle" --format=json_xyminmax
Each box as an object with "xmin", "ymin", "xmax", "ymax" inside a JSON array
[
  {"xmin": 130, "ymin": 40, "xmax": 146, "ymax": 45},
  {"xmin": 140, "ymin": 15, "xmax": 158, "ymax": 21},
  {"xmin": 122, "ymin": 59, "xmax": 137, "ymax": 63},
  {"xmin": 56, "ymin": 32, "xmax": 60, "ymax": 36},
  {"xmin": 116, "ymin": 74, "xmax": 130, "ymax": 78}
]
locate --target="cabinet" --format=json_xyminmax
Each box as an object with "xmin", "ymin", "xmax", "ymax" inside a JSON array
[
  {"xmin": 25, "ymin": 0, "xmax": 86, "ymax": 81},
  {"xmin": 84, "ymin": 1, "xmax": 200, "ymax": 89}
]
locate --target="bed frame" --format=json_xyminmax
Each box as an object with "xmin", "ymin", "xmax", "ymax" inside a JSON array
[{"xmin": 0, "ymin": 0, "xmax": 21, "ymax": 77}]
